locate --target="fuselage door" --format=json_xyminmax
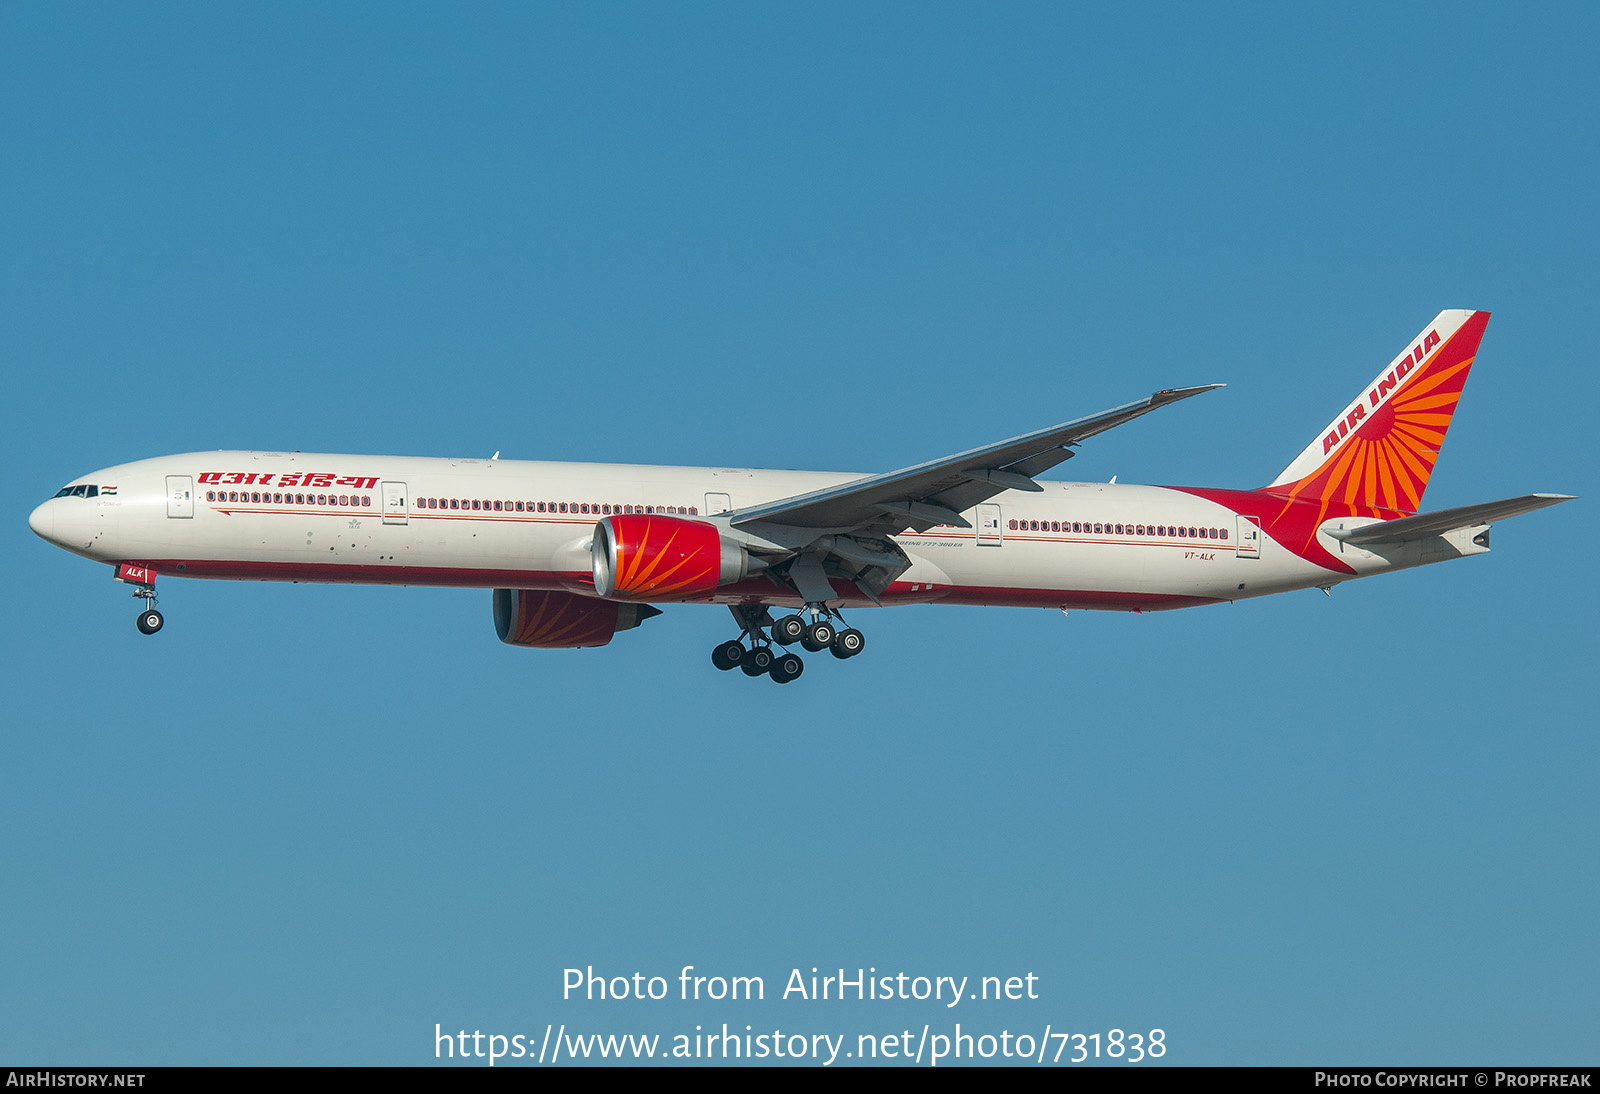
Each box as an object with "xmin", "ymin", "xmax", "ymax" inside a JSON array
[
  {"xmin": 705, "ymin": 492, "xmax": 733, "ymax": 515},
  {"xmin": 976, "ymin": 504, "xmax": 1002, "ymax": 546},
  {"xmin": 382, "ymin": 481, "xmax": 409, "ymax": 526},
  {"xmin": 165, "ymin": 475, "xmax": 194, "ymax": 518},
  {"xmin": 1236, "ymin": 515, "xmax": 1261, "ymax": 558}
]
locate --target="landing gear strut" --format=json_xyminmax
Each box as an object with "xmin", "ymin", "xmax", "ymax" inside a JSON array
[
  {"xmin": 131, "ymin": 584, "xmax": 163, "ymax": 635},
  {"xmin": 706, "ymin": 605, "xmax": 803, "ymax": 684},
  {"xmin": 709, "ymin": 603, "xmax": 865, "ymax": 681}
]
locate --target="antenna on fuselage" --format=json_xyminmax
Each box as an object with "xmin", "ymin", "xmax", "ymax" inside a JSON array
[{"xmin": 491, "ymin": 451, "xmax": 500, "ymax": 461}]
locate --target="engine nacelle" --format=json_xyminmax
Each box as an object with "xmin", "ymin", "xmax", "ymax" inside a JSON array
[
  {"xmin": 493, "ymin": 588, "xmax": 658, "ymax": 649},
  {"xmin": 592, "ymin": 514, "xmax": 752, "ymax": 601}
]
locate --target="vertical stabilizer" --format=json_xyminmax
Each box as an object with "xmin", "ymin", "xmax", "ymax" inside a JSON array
[{"xmin": 1264, "ymin": 310, "xmax": 1489, "ymax": 516}]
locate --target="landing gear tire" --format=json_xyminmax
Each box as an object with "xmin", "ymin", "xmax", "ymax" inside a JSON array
[
  {"xmin": 772, "ymin": 615, "xmax": 806, "ymax": 645},
  {"xmin": 800, "ymin": 620, "xmax": 835, "ymax": 652},
  {"xmin": 739, "ymin": 646, "xmax": 775, "ymax": 677},
  {"xmin": 136, "ymin": 609, "xmax": 164, "ymax": 635},
  {"xmin": 831, "ymin": 628, "xmax": 864, "ymax": 659},
  {"xmin": 769, "ymin": 652, "xmax": 804, "ymax": 683},
  {"xmin": 711, "ymin": 639, "xmax": 746, "ymax": 671}
]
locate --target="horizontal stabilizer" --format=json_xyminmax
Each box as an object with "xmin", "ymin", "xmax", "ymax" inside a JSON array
[{"xmin": 1326, "ymin": 493, "xmax": 1576, "ymax": 545}]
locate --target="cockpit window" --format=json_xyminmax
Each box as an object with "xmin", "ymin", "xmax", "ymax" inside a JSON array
[{"xmin": 50, "ymin": 485, "xmax": 99, "ymax": 499}]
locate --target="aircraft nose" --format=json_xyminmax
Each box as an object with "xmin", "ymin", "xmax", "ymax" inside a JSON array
[{"xmin": 28, "ymin": 500, "xmax": 55, "ymax": 542}]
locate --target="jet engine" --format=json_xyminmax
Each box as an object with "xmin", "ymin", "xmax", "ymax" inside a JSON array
[
  {"xmin": 493, "ymin": 588, "xmax": 660, "ymax": 649},
  {"xmin": 591, "ymin": 513, "xmax": 758, "ymax": 601}
]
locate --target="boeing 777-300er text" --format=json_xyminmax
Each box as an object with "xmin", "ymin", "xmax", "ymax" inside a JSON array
[{"xmin": 30, "ymin": 310, "xmax": 1573, "ymax": 683}]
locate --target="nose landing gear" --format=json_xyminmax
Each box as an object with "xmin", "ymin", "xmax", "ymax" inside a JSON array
[{"xmin": 131, "ymin": 584, "xmax": 163, "ymax": 635}]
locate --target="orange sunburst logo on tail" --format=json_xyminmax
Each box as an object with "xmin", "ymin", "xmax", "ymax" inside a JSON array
[{"xmin": 1263, "ymin": 310, "xmax": 1489, "ymax": 523}]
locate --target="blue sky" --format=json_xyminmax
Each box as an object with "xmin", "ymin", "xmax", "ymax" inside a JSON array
[{"xmin": 3, "ymin": 3, "xmax": 1594, "ymax": 1066}]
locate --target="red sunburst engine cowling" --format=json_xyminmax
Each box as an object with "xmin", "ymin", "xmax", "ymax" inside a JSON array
[
  {"xmin": 592, "ymin": 514, "xmax": 751, "ymax": 601},
  {"xmin": 493, "ymin": 589, "xmax": 658, "ymax": 648}
]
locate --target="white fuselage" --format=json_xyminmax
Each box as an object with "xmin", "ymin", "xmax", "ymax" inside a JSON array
[{"xmin": 29, "ymin": 450, "xmax": 1431, "ymax": 613}]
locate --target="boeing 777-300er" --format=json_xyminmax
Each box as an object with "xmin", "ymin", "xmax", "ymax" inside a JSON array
[{"xmin": 29, "ymin": 310, "xmax": 1573, "ymax": 683}]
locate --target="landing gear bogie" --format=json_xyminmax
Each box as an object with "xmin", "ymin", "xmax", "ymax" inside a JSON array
[{"xmin": 716, "ymin": 604, "xmax": 864, "ymax": 682}]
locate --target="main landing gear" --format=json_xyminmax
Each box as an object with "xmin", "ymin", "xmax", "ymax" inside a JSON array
[
  {"xmin": 131, "ymin": 584, "xmax": 164, "ymax": 635},
  {"xmin": 709, "ymin": 604, "xmax": 866, "ymax": 683}
]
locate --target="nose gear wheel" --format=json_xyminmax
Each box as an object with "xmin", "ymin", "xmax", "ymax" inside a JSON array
[{"xmin": 131, "ymin": 584, "xmax": 163, "ymax": 635}]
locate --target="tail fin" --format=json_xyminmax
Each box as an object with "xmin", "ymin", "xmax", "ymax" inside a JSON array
[{"xmin": 1264, "ymin": 309, "xmax": 1490, "ymax": 516}]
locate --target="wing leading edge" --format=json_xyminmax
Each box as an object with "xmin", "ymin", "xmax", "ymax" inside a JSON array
[{"xmin": 730, "ymin": 385, "xmax": 1223, "ymax": 535}]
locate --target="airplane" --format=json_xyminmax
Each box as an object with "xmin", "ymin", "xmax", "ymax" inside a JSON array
[{"xmin": 28, "ymin": 309, "xmax": 1573, "ymax": 683}]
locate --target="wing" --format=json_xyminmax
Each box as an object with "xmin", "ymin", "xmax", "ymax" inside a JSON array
[
  {"xmin": 731, "ymin": 385, "xmax": 1223, "ymax": 536},
  {"xmin": 724, "ymin": 385, "xmax": 1221, "ymax": 605}
]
